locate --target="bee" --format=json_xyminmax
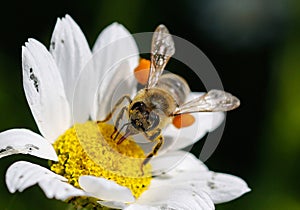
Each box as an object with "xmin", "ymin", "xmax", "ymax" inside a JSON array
[{"xmin": 99, "ymin": 25, "xmax": 240, "ymax": 169}]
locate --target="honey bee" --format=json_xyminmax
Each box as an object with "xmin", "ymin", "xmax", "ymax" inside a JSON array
[{"xmin": 99, "ymin": 25, "xmax": 240, "ymax": 169}]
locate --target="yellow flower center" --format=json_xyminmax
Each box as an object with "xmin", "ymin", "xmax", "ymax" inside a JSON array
[{"xmin": 50, "ymin": 121, "xmax": 151, "ymax": 206}]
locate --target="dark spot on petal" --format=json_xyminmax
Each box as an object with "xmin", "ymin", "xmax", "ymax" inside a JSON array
[
  {"xmin": 19, "ymin": 175, "xmax": 24, "ymax": 179},
  {"xmin": 25, "ymin": 144, "xmax": 39, "ymax": 153},
  {"xmin": 161, "ymin": 205, "xmax": 176, "ymax": 210},
  {"xmin": 51, "ymin": 42, "xmax": 55, "ymax": 50},
  {"xmin": 207, "ymin": 181, "xmax": 217, "ymax": 190},
  {"xmin": 0, "ymin": 146, "xmax": 14, "ymax": 153},
  {"xmin": 28, "ymin": 69, "xmax": 39, "ymax": 93},
  {"xmin": 61, "ymin": 39, "xmax": 64, "ymax": 44}
]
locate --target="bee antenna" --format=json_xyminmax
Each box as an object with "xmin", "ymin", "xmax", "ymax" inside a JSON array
[
  {"xmin": 113, "ymin": 122, "xmax": 131, "ymax": 141},
  {"xmin": 117, "ymin": 122, "xmax": 134, "ymax": 144},
  {"xmin": 117, "ymin": 128, "xmax": 132, "ymax": 145}
]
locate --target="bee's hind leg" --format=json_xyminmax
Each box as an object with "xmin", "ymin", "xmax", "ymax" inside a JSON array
[{"xmin": 141, "ymin": 130, "xmax": 164, "ymax": 173}]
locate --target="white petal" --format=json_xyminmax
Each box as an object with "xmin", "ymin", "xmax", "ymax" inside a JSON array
[
  {"xmin": 50, "ymin": 15, "xmax": 93, "ymax": 123},
  {"xmin": 98, "ymin": 200, "xmax": 127, "ymax": 209},
  {"xmin": 134, "ymin": 185, "xmax": 214, "ymax": 210},
  {"xmin": 79, "ymin": 175, "xmax": 135, "ymax": 203},
  {"xmin": 150, "ymin": 150, "xmax": 208, "ymax": 176},
  {"xmin": 6, "ymin": 161, "xmax": 65, "ymax": 193},
  {"xmin": 163, "ymin": 92, "xmax": 225, "ymax": 151},
  {"xmin": 200, "ymin": 172, "xmax": 251, "ymax": 204},
  {"xmin": 91, "ymin": 23, "xmax": 139, "ymax": 120},
  {"xmin": 133, "ymin": 152, "xmax": 215, "ymax": 209},
  {"xmin": 92, "ymin": 22, "xmax": 138, "ymax": 70},
  {"xmin": 151, "ymin": 151, "xmax": 250, "ymax": 204},
  {"xmin": 125, "ymin": 204, "xmax": 158, "ymax": 210},
  {"xmin": 22, "ymin": 39, "xmax": 71, "ymax": 143},
  {"xmin": 38, "ymin": 178, "xmax": 86, "ymax": 201},
  {"xmin": 152, "ymin": 173, "xmax": 250, "ymax": 204},
  {"xmin": 0, "ymin": 129, "xmax": 57, "ymax": 161},
  {"xmin": 6, "ymin": 161, "xmax": 86, "ymax": 201}
]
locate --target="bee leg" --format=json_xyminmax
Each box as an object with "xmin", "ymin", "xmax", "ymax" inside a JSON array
[
  {"xmin": 143, "ymin": 136, "xmax": 163, "ymax": 165},
  {"xmin": 141, "ymin": 132, "xmax": 164, "ymax": 173},
  {"xmin": 97, "ymin": 95, "xmax": 132, "ymax": 123},
  {"xmin": 111, "ymin": 106, "xmax": 128, "ymax": 139},
  {"xmin": 141, "ymin": 136, "xmax": 164, "ymax": 175}
]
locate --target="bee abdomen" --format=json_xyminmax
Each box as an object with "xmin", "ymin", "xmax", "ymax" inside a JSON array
[{"xmin": 157, "ymin": 73, "xmax": 190, "ymax": 106}]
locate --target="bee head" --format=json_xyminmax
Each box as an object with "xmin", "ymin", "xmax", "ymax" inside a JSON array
[{"xmin": 129, "ymin": 101, "xmax": 160, "ymax": 132}]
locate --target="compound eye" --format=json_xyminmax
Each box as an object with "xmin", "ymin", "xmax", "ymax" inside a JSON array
[
  {"xmin": 148, "ymin": 111, "xmax": 160, "ymax": 130},
  {"xmin": 131, "ymin": 101, "xmax": 145, "ymax": 111}
]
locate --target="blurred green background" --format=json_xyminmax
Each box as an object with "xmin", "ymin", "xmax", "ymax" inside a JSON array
[{"xmin": 0, "ymin": 0, "xmax": 300, "ymax": 209}]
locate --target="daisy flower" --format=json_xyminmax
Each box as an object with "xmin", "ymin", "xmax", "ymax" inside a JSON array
[{"xmin": 0, "ymin": 15, "xmax": 250, "ymax": 209}]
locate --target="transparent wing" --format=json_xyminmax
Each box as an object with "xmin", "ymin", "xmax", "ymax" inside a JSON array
[
  {"xmin": 173, "ymin": 89, "xmax": 240, "ymax": 115},
  {"xmin": 146, "ymin": 25, "xmax": 175, "ymax": 89}
]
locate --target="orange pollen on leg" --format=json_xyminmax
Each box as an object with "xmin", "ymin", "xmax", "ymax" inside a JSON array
[
  {"xmin": 172, "ymin": 114, "xmax": 195, "ymax": 128},
  {"xmin": 134, "ymin": 58, "xmax": 151, "ymax": 85}
]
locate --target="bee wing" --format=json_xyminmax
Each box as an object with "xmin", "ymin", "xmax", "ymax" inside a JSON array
[
  {"xmin": 173, "ymin": 90, "xmax": 240, "ymax": 115},
  {"xmin": 146, "ymin": 25, "xmax": 175, "ymax": 89}
]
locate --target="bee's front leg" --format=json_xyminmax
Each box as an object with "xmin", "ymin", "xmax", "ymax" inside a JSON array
[
  {"xmin": 112, "ymin": 106, "xmax": 128, "ymax": 140},
  {"xmin": 97, "ymin": 95, "xmax": 132, "ymax": 123}
]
